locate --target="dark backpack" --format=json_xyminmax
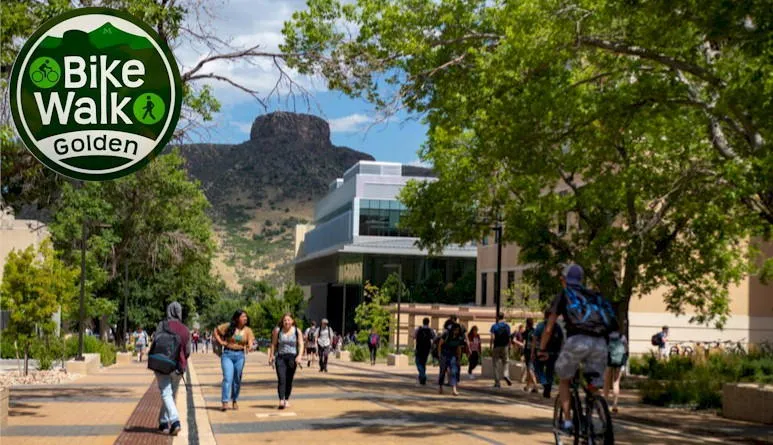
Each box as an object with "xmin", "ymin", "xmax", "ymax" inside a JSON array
[
  {"xmin": 308, "ymin": 328, "xmax": 316, "ymax": 343},
  {"xmin": 564, "ymin": 287, "xmax": 617, "ymax": 336},
  {"xmin": 651, "ymin": 333, "xmax": 664, "ymax": 347},
  {"xmin": 492, "ymin": 323, "xmax": 510, "ymax": 347},
  {"xmin": 148, "ymin": 321, "xmax": 181, "ymax": 374},
  {"xmin": 431, "ymin": 336, "xmax": 440, "ymax": 359},
  {"xmin": 415, "ymin": 326, "xmax": 433, "ymax": 351}
]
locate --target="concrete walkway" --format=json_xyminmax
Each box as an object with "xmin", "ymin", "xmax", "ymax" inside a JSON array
[
  {"xmin": 185, "ymin": 352, "xmax": 736, "ymax": 444},
  {"xmin": 1, "ymin": 359, "xmax": 155, "ymax": 445}
]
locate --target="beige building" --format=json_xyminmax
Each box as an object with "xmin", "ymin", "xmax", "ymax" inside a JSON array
[{"xmin": 477, "ymin": 240, "xmax": 773, "ymax": 354}]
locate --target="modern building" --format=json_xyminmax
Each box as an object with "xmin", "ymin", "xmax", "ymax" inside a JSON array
[
  {"xmin": 294, "ymin": 161, "xmax": 477, "ymax": 334},
  {"xmin": 477, "ymin": 239, "xmax": 773, "ymax": 354}
]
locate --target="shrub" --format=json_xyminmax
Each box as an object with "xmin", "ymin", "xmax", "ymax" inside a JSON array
[
  {"xmin": 346, "ymin": 344, "xmax": 368, "ymax": 362},
  {"xmin": 65, "ymin": 335, "xmax": 116, "ymax": 367},
  {"xmin": 31, "ymin": 336, "xmax": 65, "ymax": 370},
  {"xmin": 0, "ymin": 335, "xmax": 17, "ymax": 359}
]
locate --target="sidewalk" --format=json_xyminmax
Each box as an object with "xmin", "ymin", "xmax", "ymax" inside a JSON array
[
  {"xmin": 0, "ymin": 359, "xmax": 166, "ymax": 445},
  {"xmin": 333, "ymin": 357, "xmax": 773, "ymax": 444}
]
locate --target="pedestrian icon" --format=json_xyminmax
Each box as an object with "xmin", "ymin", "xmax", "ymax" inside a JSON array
[{"xmin": 133, "ymin": 93, "xmax": 165, "ymax": 125}]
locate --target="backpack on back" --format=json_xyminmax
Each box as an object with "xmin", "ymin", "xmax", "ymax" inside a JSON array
[
  {"xmin": 564, "ymin": 287, "xmax": 617, "ymax": 336},
  {"xmin": 651, "ymin": 333, "xmax": 664, "ymax": 347},
  {"xmin": 148, "ymin": 321, "xmax": 181, "ymax": 374},
  {"xmin": 416, "ymin": 326, "xmax": 433, "ymax": 350},
  {"xmin": 369, "ymin": 333, "xmax": 379, "ymax": 346},
  {"xmin": 608, "ymin": 335, "xmax": 627, "ymax": 367},
  {"xmin": 493, "ymin": 323, "xmax": 510, "ymax": 347}
]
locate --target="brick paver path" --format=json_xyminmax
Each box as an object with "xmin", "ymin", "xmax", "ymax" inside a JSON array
[
  {"xmin": 0, "ymin": 359, "xmax": 161, "ymax": 445},
  {"xmin": 189, "ymin": 352, "xmax": 725, "ymax": 444}
]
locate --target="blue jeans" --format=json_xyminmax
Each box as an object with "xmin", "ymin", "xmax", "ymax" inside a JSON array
[
  {"xmin": 221, "ymin": 349, "xmax": 245, "ymax": 402},
  {"xmin": 155, "ymin": 372, "xmax": 181, "ymax": 425},
  {"xmin": 535, "ymin": 354, "xmax": 558, "ymax": 397},
  {"xmin": 438, "ymin": 352, "xmax": 460, "ymax": 387},
  {"xmin": 415, "ymin": 350, "xmax": 429, "ymax": 384}
]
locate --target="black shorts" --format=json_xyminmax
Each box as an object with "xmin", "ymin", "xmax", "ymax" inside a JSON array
[{"xmin": 307, "ymin": 347, "xmax": 317, "ymax": 353}]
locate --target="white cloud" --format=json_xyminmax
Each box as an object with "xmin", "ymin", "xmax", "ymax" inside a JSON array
[
  {"xmin": 328, "ymin": 114, "xmax": 374, "ymax": 133},
  {"xmin": 176, "ymin": 0, "xmax": 323, "ymax": 107},
  {"xmin": 232, "ymin": 121, "xmax": 253, "ymax": 134}
]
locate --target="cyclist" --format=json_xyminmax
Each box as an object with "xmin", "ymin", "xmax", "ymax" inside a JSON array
[
  {"xmin": 38, "ymin": 59, "xmax": 53, "ymax": 76},
  {"xmin": 538, "ymin": 264, "xmax": 618, "ymax": 435}
]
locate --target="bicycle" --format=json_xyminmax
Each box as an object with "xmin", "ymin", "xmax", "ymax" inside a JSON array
[
  {"xmin": 553, "ymin": 371, "xmax": 614, "ymax": 445},
  {"xmin": 32, "ymin": 69, "xmax": 59, "ymax": 83}
]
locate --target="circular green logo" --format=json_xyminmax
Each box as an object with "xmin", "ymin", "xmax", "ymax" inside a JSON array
[
  {"xmin": 133, "ymin": 93, "xmax": 165, "ymax": 125},
  {"xmin": 29, "ymin": 57, "xmax": 61, "ymax": 88},
  {"xmin": 9, "ymin": 8, "xmax": 182, "ymax": 181}
]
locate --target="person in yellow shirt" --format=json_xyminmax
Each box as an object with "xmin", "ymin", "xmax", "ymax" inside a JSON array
[{"xmin": 213, "ymin": 311, "xmax": 255, "ymax": 411}]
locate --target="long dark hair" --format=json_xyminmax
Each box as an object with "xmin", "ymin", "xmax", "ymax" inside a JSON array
[{"xmin": 225, "ymin": 310, "xmax": 248, "ymax": 339}]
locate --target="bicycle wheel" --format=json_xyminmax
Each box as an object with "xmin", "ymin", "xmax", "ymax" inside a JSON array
[
  {"xmin": 682, "ymin": 346, "xmax": 694, "ymax": 356},
  {"xmin": 588, "ymin": 396, "xmax": 614, "ymax": 445},
  {"xmin": 552, "ymin": 395, "xmax": 581, "ymax": 445},
  {"xmin": 669, "ymin": 346, "xmax": 679, "ymax": 356},
  {"xmin": 32, "ymin": 71, "xmax": 44, "ymax": 82},
  {"xmin": 47, "ymin": 71, "xmax": 59, "ymax": 82}
]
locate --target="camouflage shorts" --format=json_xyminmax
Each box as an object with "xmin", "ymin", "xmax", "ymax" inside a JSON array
[{"xmin": 555, "ymin": 335, "xmax": 607, "ymax": 387}]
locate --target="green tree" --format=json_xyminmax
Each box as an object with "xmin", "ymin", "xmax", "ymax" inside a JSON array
[
  {"xmin": 282, "ymin": 0, "xmax": 772, "ymax": 328},
  {"xmin": 354, "ymin": 281, "xmax": 392, "ymax": 344},
  {"xmin": 240, "ymin": 279, "xmax": 278, "ymax": 302},
  {"xmin": 1, "ymin": 239, "xmax": 78, "ymax": 375},
  {"xmin": 49, "ymin": 151, "xmax": 217, "ymax": 333}
]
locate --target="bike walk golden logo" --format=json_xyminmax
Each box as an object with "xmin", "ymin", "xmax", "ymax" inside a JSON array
[{"xmin": 9, "ymin": 8, "xmax": 182, "ymax": 181}]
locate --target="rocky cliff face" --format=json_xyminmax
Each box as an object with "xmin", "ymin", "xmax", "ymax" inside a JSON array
[
  {"xmin": 177, "ymin": 112, "xmax": 375, "ymax": 288},
  {"xmin": 179, "ymin": 112, "xmax": 374, "ymax": 212}
]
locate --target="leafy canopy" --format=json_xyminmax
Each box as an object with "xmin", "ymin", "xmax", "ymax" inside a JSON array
[{"xmin": 282, "ymin": 0, "xmax": 773, "ymax": 326}]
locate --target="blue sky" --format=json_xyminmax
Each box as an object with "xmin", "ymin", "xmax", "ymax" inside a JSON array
[{"xmin": 177, "ymin": 0, "xmax": 429, "ymax": 165}]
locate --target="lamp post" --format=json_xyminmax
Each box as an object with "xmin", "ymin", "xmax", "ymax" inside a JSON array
[
  {"xmin": 493, "ymin": 222, "xmax": 503, "ymax": 318},
  {"xmin": 383, "ymin": 262, "xmax": 403, "ymax": 354}
]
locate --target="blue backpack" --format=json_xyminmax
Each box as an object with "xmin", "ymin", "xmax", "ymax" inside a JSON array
[{"xmin": 564, "ymin": 286, "xmax": 617, "ymax": 336}]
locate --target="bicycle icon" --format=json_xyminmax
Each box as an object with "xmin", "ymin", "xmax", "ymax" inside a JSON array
[{"xmin": 32, "ymin": 69, "xmax": 59, "ymax": 83}]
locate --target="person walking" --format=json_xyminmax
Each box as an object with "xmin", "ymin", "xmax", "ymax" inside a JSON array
[
  {"xmin": 438, "ymin": 323, "xmax": 465, "ymax": 396},
  {"xmin": 537, "ymin": 264, "xmax": 618, "ymax": 435},
  {"xmin": 604, "ymin": 329, "xmax": 628, "ymax": 413},
  {"xmin": 315, "ymin": 319, "xmax": 334, "ymax": 372},
  {"xmin": 132, "ymin": 326, "xmax": 149, "ymax": 363},
  {"xmin": 204, "ymin": 332, "xmax": 211, "ymax": 354},
  {"xmin": 213, "ymin": 310, "xmax": 255, "ymax": 411},
  {"xmin": 533, "ymin": 310, "xmax": 564, "ymax": 398},
  {"xmin": 304, "ymin": 320, "xmax": 318, "ymax": 368},
  {"xmin": 653, "ymin": 326, "xmax": 669, "ymax": 359},
  {"xmin": 490, "ymin": 313, "xmax": 512, "ymax": 388},
  {"xmin": 147, "ymin": 302, "xmax": 190, "ymax": 436},
  {"xmin": 413, "ymin": 318, "xmax": 435, "ymax": 385},
  {"xmin": 367, "ymin": 328, "xmax": 380, "ymax": 365},
  {"xmin": 269, "ymin": 313, "xmax": 304, "ymax": 409},
  {"xmin": 522, "ymin": 317, "xmax": 540, "ymax": 393},
  {"xmin": 192, "ymin": 330, "xmax": 200, "ymax": 353},
  {"xmin": 467, "ymin": 326, "xmax": 481, "ymax": 379}
]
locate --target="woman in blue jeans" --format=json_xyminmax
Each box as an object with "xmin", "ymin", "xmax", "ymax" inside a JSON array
[
  {"xmin": 438, "ymin": 324, "xmax": 465, "ymax": 396},
  {"xmin": 214, "ymin": 311, "xmax": 255, "ymax": 411}
]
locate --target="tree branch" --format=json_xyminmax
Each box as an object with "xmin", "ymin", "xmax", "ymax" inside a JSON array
[{"xmin": 577, "ymin": 36, "xmax": 724, "ymax": 87}]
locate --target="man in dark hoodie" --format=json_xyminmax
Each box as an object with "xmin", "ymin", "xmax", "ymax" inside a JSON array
[{"xmin": 154, "ymin": 302, "xmax": 191, "ymax": 436}]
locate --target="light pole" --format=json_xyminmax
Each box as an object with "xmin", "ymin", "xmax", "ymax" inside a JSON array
[
  {"xmin": 493, "ymin": 222, "xmax": 503, "ymax": 318},
  {"xmin": 384, "ymin": 262, "xmax": 403, "ymax": 354}
]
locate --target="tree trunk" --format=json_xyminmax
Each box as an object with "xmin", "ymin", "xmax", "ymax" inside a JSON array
[
  {"xmin": 14, "ymin": 341, "xmax": 21, "ymax": 374},
  {"xmin": 23, "ymin": 344, "xmax": 29, "ymax": 376}
]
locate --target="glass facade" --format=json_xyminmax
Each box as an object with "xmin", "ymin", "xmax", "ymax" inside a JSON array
[{"xmin": 358, "ymin": 199, "xmax": 412, "ymax": 237}]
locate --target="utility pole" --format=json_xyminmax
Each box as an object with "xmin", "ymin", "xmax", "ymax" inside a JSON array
[{"xmin": 123, "ymin": 261, "xmax": 128, "ymax": 345}]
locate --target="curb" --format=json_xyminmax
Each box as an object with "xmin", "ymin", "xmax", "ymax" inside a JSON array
[{"xmin": 185, "ymin": 360, "xmax": 217, "ymax": 445}]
